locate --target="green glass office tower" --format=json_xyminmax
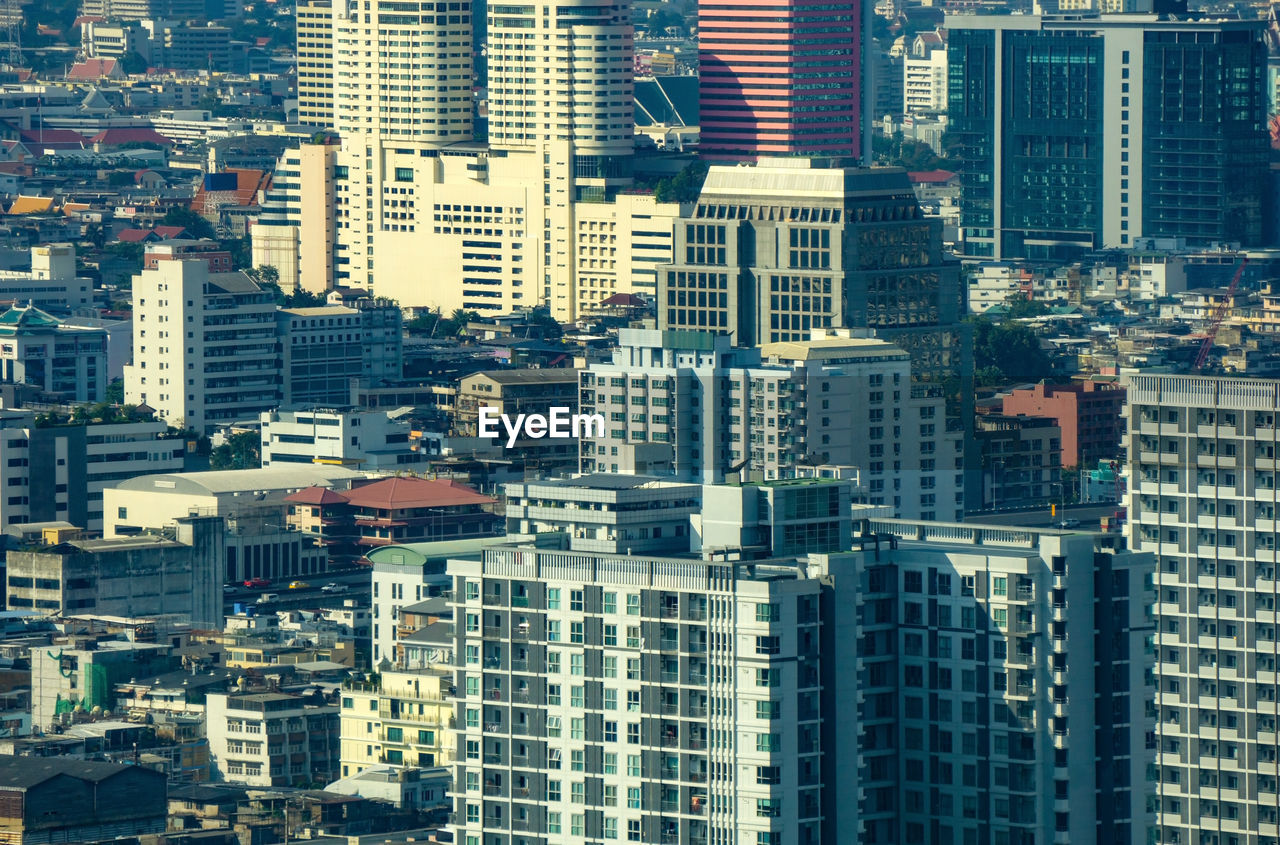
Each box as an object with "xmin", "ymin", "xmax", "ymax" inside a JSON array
[{"xmin": 948, "ymin": 14, "xmax": 1269, "ymax": 261}]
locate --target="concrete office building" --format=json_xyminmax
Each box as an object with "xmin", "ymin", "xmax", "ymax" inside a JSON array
[
  {"xmin": 295, "ymin": 0, "xmax": 673, "ymax": 321},
  {"xmin": 31, "ymin": 640, "xmax": 174, "ymax": 730},
  {"xmin": 260, "ymin": 408, "xmax": 424, "ymax": 469},
  {"xmin": 1125, "ymin": 374, "xmax": 1280, "ymax": 845},
  {"xmin": 580, "ymin": 329, "xmax": 962, "ymax": 519},
  {"xmin": 0, "ymin": 305, "xmax": 107, "ymax": 402},
  {"xmin": 0, "ymin": 410, "xmax": 185, "ymax": 532},
  {"xmin": 0, "ymin": 244, "xmax": 94, "ymax": 311},
  {"xmin": 6, "ymin": 515, "xmax": 225, "ymax": 628},
  {"xmin": 278, "ymin": 303, "xmax": 402, "ymax": 407},
  {"xmin": 206, "ymin": 691, "xmax": 340, "ymax": 787},
  {"xmin": 947, "ymin": 14, "xmax": 1270, "ymax": 260},
  {"xmin": 656, "ymin": 160, "xmax": 969, "ymax": 403},
  {"xmin": 123, "ymin": 260, "xmax": 280, "ymax": 435}
]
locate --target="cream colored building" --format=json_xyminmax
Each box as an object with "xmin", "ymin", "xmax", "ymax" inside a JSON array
[
  {"xmin": 102, "ymin": 465, "xmax": 363, "ymax": 538},
  {"xmin": 251, "ymin": 143, "xmax": 337, "ymax": 294},
  {"xmin": 296, "ymin": 0, "xmax": 334, "ymax": 128},
  {"xmin": 295, "ymin": 0, "xmax": 654, "ymax": 320},
  {"xmin": 339, "ymin": 669, "xmax": 457, "ymax": 777}
]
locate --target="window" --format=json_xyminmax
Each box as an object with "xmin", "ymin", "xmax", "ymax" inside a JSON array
[
  {"xmin": 627, "ymin": 754, "xmax": 642, "ymax": 777},
  {"xmin": 756, "ymin": 602, "xmax": 779, "ymax": 622},
  {"xmin": 547, "ymin": 588, "xmax": 561, "ymax": 609},
  {"xmin": 603, "ymin": 592, "xmax": 617, "ymax": 613},
  {"xmin": 757, "ymin": 733, "xmax": 779, "ymax": 752},
  {"xmin": 626, "ymin": 594, "xmax": 641, "ymax": 615},
  {"xmin": 570, "ymin": 590, "xmax": 584, "ymax": 611},
  {"xmin": 757, "ymin": 700, "xmax": 780, "ymax": 720}
]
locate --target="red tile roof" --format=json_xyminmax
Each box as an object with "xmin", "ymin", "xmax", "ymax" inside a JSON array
[
  {"xmin": 18, "ymin": 128, "xmax": 87, "ymax": 150},
  {"xmin": 343, "ymin": 477, "xmax": 494, "ymax": 510},
  {"xmin": 117, "ymin": 228, "xmax": 160, "ymax": 243},
  {"xmin": 906, "ymin": 169, "xmax": 957, "ymax": 184},
  {"xmin": 66, "ymin": 58, "xmax": 119, "ymax": 80},
  {"xmin": 152, "ymin": 225, "xmax": 188, "ymax": 238},
  {"xmin": 90, "ymin": 128, "xmax": 174, "ymax": 147},
  {"xmin": 284, "ymin": 486, "xmax": 351, "ymax": 506}
]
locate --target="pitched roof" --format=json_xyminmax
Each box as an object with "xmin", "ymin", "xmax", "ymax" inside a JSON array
[
  {"xmin": 66, "ymin": 58, "xmax": 119, "ymax": 81},
  {"xmin": 117, "ymin": 228, "xmax": 160, "ymax": 243},
  {"xmin": 0, "ymin": 305, "xmax": 62, "ymax": 330},
  {"xmin": 284, "ymin": 486, "xmax": 350, "ymax": 506},
  {"xmin": 153, "ymin": 225, "xmax": 188, "ymax": 238},
  {"xmin": 90, "ymin": 128, "xmax": 174, "ymax": 147},
  {"xmin": 18, "ymin": 128, "xmax": 88, "ymax": 150},
  {"xmin": 343, "ymin": 477, "xmax": 494, "ymax": 510},
  {"xmin": 7, "ymin": 195, "xmax": 54, "ymax": 215},
  {"xmin": 0, "ymin": 756, "xmax": 162, "ymax": 789},
  {"xmin": 599, "ymin": 293, "xmax": 644, "ymax": 307}
]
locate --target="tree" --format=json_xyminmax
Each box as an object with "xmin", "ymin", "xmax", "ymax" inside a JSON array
[
  {"xmin": 654, "ymin": 160, "xmax": 708, "ymax": 204},
  {"xmin": 283, "ymin": 288, "xmax": 327, "ymax": 308},
  {"xmin": 105, "ymin": 378, "xmax": 124, "ymax": 405},
  {"xmin": 971, "ymin": 317, "xmax": 1054, "ymax": 386},
  {"xmin": 1003, "ymin": 292, "xmax": 1049, "ymax": 319},
  {"xmin": 209, "ymin": 431, "xmax": 261, "ymax": 470},
  {"xmin": 118, "ymin": 50, "xmax": 148, "ymax": 75},
  {"xmin": 161, "ymin": 206, "xmax": 216, "ymax": 241},
  {"xmin": 526, "ymin": 306, "xmax": 563, "ymax": 340}
]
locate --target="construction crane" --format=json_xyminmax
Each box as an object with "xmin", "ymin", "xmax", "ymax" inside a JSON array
[{"xmin": 1193, "ymin": 257, "xmax": 1248, "ymax": 371}]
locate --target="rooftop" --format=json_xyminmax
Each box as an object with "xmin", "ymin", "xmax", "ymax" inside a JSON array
[
  {"xmin": 0, "ymin": 756, "xmax": 162, "ymax": 789},
  {"xmin": 113, "ymin": 465, "xmax": 363, "ymax": 497},
  {"xmin": 343, "ymin": 477, "xmax": 494, "ymax": 510}
]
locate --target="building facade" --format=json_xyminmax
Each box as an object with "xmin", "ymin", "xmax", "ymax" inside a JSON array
[
  {"xmin": 0, "ymin": 306, "xmax": 107, "ymax": 403},
  {"xmin": 1125, "ymin": 374, "xmax": 1280, "ymax": 845},
  {"xmin": 698, "ymin": 0, "xmax": 866, "ymax": 159},
  {"xmin": 1000, "ymin": 380, "xmax": 1126, "ymax": 469},
  {"xmin": 206, "ymin": 692, "xmax": 341, "ymax": 787},
  {"xmin": 580, "ymin": 329, "xmax": 963, "ymax": 519},
  {"xmin": 947, "ymin": 14, "xmax": 1270, "ymax": 260},
  {"xmin": 261, "ymin": 407, "xmax": 424, "ymax": 468},
  {"xmin": 123, "ymin": 260, "xmax": 281, "ymax": 435},
  {"xmin": 974, "ymin": 413, "xmax": 1063, "ymax": 511},
  {"xmin": 655, "ymin": 161, "xmax": 970, "ymax": 413},
  {"xmin": 0, "ymin": 410, "xmax": 186, "ymax": 532},
  {"xmin": 339, "ymin": 669, "xmax": 456, "ymax": 777}
]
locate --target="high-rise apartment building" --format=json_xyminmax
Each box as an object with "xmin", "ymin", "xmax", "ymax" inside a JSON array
[
  {"xmin": 442, "ymin": 474, "xmax": 1153, "ymax": 845},
  {"xmin": 1125, "ymin": 374, "xmax": 1280, "ymax": 845},
  {"xmin": 848, "ymin": 518, "xmax": 1154, "ymax": 845},
  {"xmin": 296, "ymin": 0, "xmax": 334, "ymax": 128},
  {"xmin": 579, "ymin": 328, "xmax": 963, "ymax": 519},
  {"xmin": 903, "ymin": 31, "xmax": 948, "ymax": 115},
  {"xmin": 124, "ymin": 261, "xmax": 281, "ymax": 435},
  {"xmin": 277, "ymin": 302, "xmax": 402, "ymax": 407},
  {"xmin": 206, "ymin": 692, "xmax": 341, "ymax": 787},
  {"xmin": 291, "ymin": 0, "xmax": 676, "ymax": 319},
  {"xmin": 698, "ymin": 0, "xmax": 866, "ymax": 160},
  {"xmin": 340, "ymin": 669, "xmax": 456, "ymax": 777},
  {"xmin": 330, "ymin": 0, "xmax": 474, "ymax": 143},
  {"xmin": 948, "ymin": 14, "xmax": 1269, "ymax": 260}
]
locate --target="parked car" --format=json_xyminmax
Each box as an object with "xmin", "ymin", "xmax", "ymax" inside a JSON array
[{"xmin": 244, "ymin": 578, "xmax": 270, "ymax": 588}]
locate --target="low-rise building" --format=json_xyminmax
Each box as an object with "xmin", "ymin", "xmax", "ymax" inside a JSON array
[
  {"xmin": 1000, "ymin": 380, "xmax": 1126, "ymax": 469},
  {"xmin": 0, "ymin": 757, "xmax": 168, "ymax": 843},
  {"xmin": 103, "ymin": 465, "xmax": 363, "ymax": 539},
  {"xmin": 31, "ymin": 640, "xmax": 174, "ymax": 730},
  {"xmin": 0, "ymin": 244, "xmax": 94, "ymax": 310},
  {"xmin": 0, "ymin": 305, "xmax": 107, "ymax": 402},
  {"xmin": 454, "ymin": 369, "xmax": 581, "ymax": 470},
  {"xmin": 260, "ymin": 408, "xmax": 425, "ymax": 469},
  {"xmin": 974, "ymin": 414, "xmax": 1063, "ymax": 510},
  {"xmin": 6, "ymin": 515, "xmax": 225, "ymax": 627},
  {"xmin": 206, "ymin": 691, "xmax": 341, "ymax": 787},
  {"xmin": 339, "ymin": 670, "xmax": 455, "ymax": 776}
]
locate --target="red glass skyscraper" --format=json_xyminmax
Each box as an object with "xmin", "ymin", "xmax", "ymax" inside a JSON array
[{"xmin": 698, "ymin": 0, "xmax": 865, "ymax": 160}]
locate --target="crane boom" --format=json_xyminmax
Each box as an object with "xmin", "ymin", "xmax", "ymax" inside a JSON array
[{"xmin": 1193, "ymin": 257, "xmax": 1248, "ymax": 371}]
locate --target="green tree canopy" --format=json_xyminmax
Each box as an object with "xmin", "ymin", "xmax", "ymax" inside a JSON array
[
  {"xmin": 161, "ymin": 206, "xmax": 216, "ymax": 241},
  {"xmin": 209, "ymin": 431, "xmax": 261, "ymax": 470},
  {"xmin": 971, "ymin": 317, "xmax": 1054, "ymax": 387}
]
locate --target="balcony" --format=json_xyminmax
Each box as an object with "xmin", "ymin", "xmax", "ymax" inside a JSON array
[
  {"xmin": 483, "ymin": 753, "xmax": 504, "ymax": 764},
  {"xmin": 510, "ymin": 659, "xmax": 529, "ymax": 673},
  {"xmin": 482, "ymin": 594, "xmax": 503, "ymax": 606}
]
